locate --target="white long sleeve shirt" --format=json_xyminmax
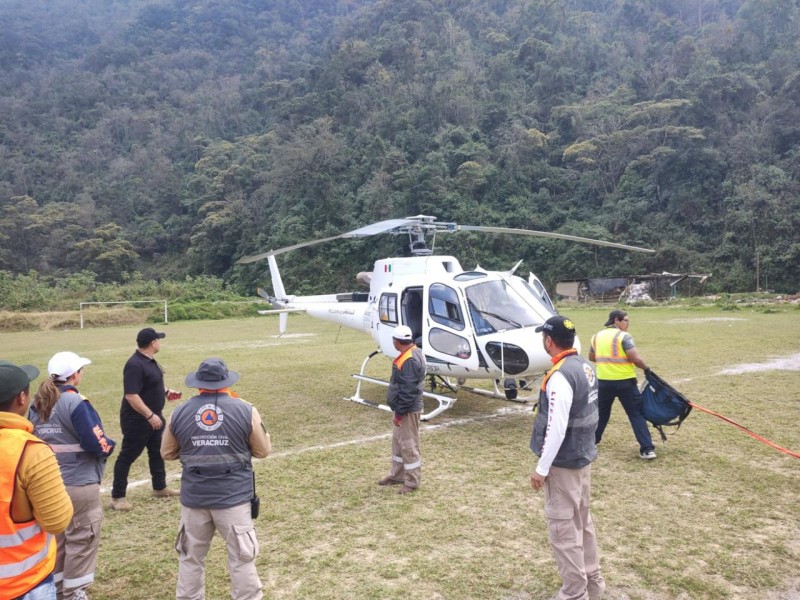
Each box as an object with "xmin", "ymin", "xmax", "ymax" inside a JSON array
[{"xmin": 535, "ymin": 370, "xmax": 574, "ymax": 477}]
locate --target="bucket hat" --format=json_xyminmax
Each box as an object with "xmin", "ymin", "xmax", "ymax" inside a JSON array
[{"xmin": 185, "ymin": 357, "xmax": 239, "ymax": 390}]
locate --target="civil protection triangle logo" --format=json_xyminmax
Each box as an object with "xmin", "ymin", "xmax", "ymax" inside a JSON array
[{"xmin": 195, "ymin": 403, "xmax": 224, "ymax": 431}]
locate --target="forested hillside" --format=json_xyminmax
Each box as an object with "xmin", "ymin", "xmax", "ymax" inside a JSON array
[{"xmin": 1, "ymin": 0, "xmax": 798, "ymax": 296}]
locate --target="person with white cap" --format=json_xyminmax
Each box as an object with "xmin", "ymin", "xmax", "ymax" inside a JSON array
[
  {"xmin": 29, "ymin": 351, "xmax": 116, "ymax": 600},
  {"xmin": 111, "ymin": 327, "xmax": 182, "ymax": 511},
  {"xmin": 0, "ymin": 359, "xmax": 73, "ymax": 600},
  {"xmin": 161, "ymin": 357, "xmax": 271, "ymax": 600},
  {"xmin": 377, "ymin": 324, "xmax": 426, "ymax": 494}
]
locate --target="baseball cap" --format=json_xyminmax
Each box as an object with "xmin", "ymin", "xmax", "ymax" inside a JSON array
[
  {"xmin": 604, "ymin": 309, "xmax": 627, "ymax": 327},
  {"xmin": 392, "ymin": 325, "xmax": 414, "ymax": 342},
  {"xmin": 535, "ymin": 316, "xmax": 577, "ymax": 346},
  {"xmin": 0, "ymin": 361, "xmax": 40, "ymax": 404},
  {"xmin": 137, "ymin": 327, "xmax": 166, "ymax": 346},
  {"xmin": 48, "ymin": 351, "xmax": 92, "ymax": 381}
]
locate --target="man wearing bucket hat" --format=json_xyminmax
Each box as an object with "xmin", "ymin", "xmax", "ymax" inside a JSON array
[
  {"xmin": 110, "ymin": 327, "xmax": 183, "ymax": 511},
  {"xmin": 377, "ymin": 324, "xmax": 426, "ymax": 495},
  {"xmin": 161, "ymin": 357, "xmax": 271, "ymax": 600},
  {"xmin": 590, "ymin": 309, "xmax": 656, "ymax": 460},
  {"xmin": 529, "ymin": 316, "xmax": 605, "ymax": 600},
  {"xmin": 0, "ymin": 360, "xmax": 73, "ymax": 599}
]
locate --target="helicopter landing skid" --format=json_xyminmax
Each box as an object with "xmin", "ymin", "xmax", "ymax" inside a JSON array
[
  {"xmin": 443, "ymin": 377, "xmax": 536, "ymax": 404},
  {"xmin": 345, "ymin": 351, "xmax": 456, "ymax": 421}
]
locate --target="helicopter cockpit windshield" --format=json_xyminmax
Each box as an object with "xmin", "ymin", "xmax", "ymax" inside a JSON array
[{"xmin": 465, "ymin": 279, "xmax": 541, "ymax": 336}]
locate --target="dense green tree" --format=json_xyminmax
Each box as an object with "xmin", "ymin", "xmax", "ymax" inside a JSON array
[
  {"xmin": 70, "ymin": 223, "xmax": 139, "ymax": 282},
  {"xmin": 0, "ymin": 0, "xmax": 798, "ymax": 295}
]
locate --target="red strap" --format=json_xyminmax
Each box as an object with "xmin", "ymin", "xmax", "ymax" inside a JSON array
[{"xmin": 689, "ymin": 402, "xmax": 800, "ymax": 459}]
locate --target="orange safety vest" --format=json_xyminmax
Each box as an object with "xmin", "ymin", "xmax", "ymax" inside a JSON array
[
  {"xmin": 0, "ymin": 428, "xmax": 57, "ymax": 598},
  {"xmin": 591, "ymin": 328, "xmax": 635, "ymax": 380}
]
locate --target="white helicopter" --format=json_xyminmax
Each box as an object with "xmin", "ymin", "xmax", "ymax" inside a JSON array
[{"xmin": 239, "ymin": 215, "xmax": 654, "ymax": 420}]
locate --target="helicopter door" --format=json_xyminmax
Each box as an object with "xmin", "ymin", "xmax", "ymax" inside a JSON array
[
  {"xmin": 401, "ymin": 287, "xmax": 424, "ymax": 346},
  {"xmin": 422, "ymin": 282, "xmax": 480, "ymax": 373},
  {"xmin": 528, "ymin": 273, "xmax": 556, "ymax": 313}
]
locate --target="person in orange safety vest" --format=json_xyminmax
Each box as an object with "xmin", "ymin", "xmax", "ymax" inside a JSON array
[
  {"xmin": 377, "ymin": 325, "xmax": 426, "ymax": 495},
  {"xmin": 0, "ymin": 360, "xmax": 73, "ymax": 600}
]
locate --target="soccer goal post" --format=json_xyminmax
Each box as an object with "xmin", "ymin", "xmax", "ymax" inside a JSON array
[{"xmin": 79, "ymin": 300, "xmax": 168, "ymax": 330}]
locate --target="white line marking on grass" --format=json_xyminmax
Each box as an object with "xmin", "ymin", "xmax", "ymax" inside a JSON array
[
  {"xmin": 181, "ymin": 338, "xmax": 314, "ymax": 351},
  {"xmin": 271, "ymin": 333, "xmax": 317, "ymax": 339},
  {"xmin": 100, "ymin": 405, "xmax": 532, "ymax": 494}
]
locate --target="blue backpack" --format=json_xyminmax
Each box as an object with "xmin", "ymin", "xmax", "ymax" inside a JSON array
[{"xmin": 640, "ymin": 369, "xmax": 693, "ymax": 443}]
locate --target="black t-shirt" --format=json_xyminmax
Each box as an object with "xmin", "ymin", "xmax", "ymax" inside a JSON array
[{"xmin": 122, "ymin": 350, "xmax": 166, "ymax": 416}]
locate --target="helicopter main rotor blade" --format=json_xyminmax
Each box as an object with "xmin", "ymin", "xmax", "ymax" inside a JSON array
[
  {"xmin": 237, "ymin": 218, "xmax": 417, "ymax": 264},
  {"xmin": 457, "ymin": 225, "xmax": 656, "ymax": 254}
]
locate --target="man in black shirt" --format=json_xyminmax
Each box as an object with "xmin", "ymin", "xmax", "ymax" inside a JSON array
[{"xmin": 110, "ymin": 328, "xmax": 182, "ymax": 511}]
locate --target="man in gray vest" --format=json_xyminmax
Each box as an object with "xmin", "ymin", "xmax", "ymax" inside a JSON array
[
  {"xmin": 530, "ymin": 316, "xmax": 605, "ymax": 600},
  {"xmin": 161, "ymin": 357, "xmax": 271, "ymax": 600},
  {"xmin": 378, "ymin": 325, "xmax": 426, "ymax": 494}
]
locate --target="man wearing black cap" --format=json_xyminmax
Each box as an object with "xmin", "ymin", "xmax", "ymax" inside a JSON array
[
  {"xmin": 530, "ymin": 316, "xmax": 605, "ymax": 600},
  {"xmin": 0, "ymin": 360, "xmax": 73, "ymax": 599},
  {"xmin": 590, "ymin": 309, "xmax": 656, "ymax": 460},
  {"xmin": 110, "ymin": 328, "xmax": 182, "ymax": 511},
  {"xmin": 161, "ymin": 357, "xmax": 271, "ymax": 600}
]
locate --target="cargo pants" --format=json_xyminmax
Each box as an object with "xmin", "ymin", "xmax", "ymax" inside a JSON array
[
  {"xmin": 55, "ymin": 484, "xmax": 102, "ymax": 600},
  {"xmin": 174, "ymin": 502, "xmax": 262, "ymax": 600},
  {"xmin": 544, "ymin": 465, "xmax": 605, "ymax": 600},
  {"xmin": 386, "ymin": 411, "xmax": 422, "ymax": 489}
]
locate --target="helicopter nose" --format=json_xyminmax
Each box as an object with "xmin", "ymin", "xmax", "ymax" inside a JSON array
[{"xmin": 484, "ymin": 341, "xmax": 530, "ymax": 375}]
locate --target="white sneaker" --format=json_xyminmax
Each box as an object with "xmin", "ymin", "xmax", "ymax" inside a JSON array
[{"xmin": 640, "ymin": 449, "xmax": 657, "ymax": 460}]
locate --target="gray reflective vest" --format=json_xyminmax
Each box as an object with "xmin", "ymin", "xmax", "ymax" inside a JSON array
[
  {"xmin": 530, "ymin": 352, "xmax": 599, "ymax": 469},
  {"xmin": 30, "ymin": 391, "xmax": 105, "ymax": 486},
  {"xmin": 169, "ymin": 393, "xmax": 254, "ymax": 509}
]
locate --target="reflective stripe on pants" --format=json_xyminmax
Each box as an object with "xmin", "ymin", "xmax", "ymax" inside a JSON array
[{"xmin": 387, "ymin": 411, "xmax": 421, "ymax": 488}]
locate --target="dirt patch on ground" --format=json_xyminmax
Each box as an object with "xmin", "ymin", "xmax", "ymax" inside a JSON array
[
  {"xmin": 720, "ymin": 353, "xmax": 800, "ymax": 375},
  {"xmin": 763, "ymin": 579, "xmax": 800, "ymax": 600}
]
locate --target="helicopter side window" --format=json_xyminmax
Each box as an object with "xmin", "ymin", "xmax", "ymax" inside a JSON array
[
  {"xmin": 453, "ymin": 271, "xmax": 487, "ymax": 282},
  {"xmin": 379, "ymin": 293, "xmax": 398, "ymax": 325},
  {"xmin": 428, "ymin": 283, "xmax": 464, "ymax": 331},
  {"xmin": 429, "ymin": 328, "xmax": 471, "ymax": 359}
]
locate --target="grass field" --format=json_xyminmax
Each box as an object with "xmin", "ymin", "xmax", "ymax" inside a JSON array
[{"xmin": 5, "ymin": 304, "xmax": 800, "ymax": 599}]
